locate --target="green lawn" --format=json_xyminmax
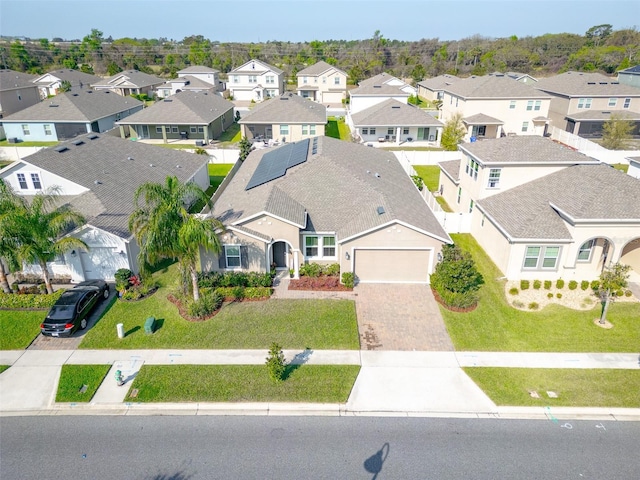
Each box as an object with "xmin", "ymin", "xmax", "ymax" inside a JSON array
[
  {"xmin": 217, "ymin": 123, "xmax": 241, "ymax": 144},
  {"xmin": 0, "ymin": 140, "xmax": 59, "ymax": 147},
  {"xmin": 128, "ymin": 364, "xmax": 360, "ymax": 403},
  {"xmin": 464, "ymin": 368, "xmax": 640, "ymax": 408},
  {"xmin": 442, "ymin": 234, "xmax": 640, "ymax": 352},
  {"xmin": 326, "ymin": 116, "xmax": 350, "ymax": 140},
  {"xmin": 0, "ymin": 160, "xmax": 14, "ymax": 169},
  {"xmin": 208, "ymin": 163, "xmax": 234, "ymax": 191},
  {"xmin": 611, "ymin": 163, "xmax": 629, "ymax": 173},
  {"xmin": 0, "ymin": 310, "xmax": 44, "ymax": 350},
  {"xmin": 413, "ymin": 165, "xmax": 441, "ymax": 192},
  {"xmin": 56, "ymin": 365, "xmax": 110, "ymax": 403},
  {"xmin": 0, "ymin": 365, "xmax": 10, "ymax": 374},
  {"xmin": 435, "ymin": 196, "xmax": 453, "ymax": 212}
]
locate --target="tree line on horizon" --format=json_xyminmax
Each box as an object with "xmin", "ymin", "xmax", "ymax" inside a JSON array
[{"xmin": 1, "ymin": 25, "xmax": 638, "ymax": 84}]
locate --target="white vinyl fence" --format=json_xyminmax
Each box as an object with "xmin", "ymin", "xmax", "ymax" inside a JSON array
[{"xmin": 548, "ymin": 126, "xmax": 639, "ymax": 164}]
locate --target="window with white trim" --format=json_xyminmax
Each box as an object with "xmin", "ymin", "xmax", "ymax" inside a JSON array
[
  {"xmin": 534, "ymin": 100, "xmax": 541, "ymax": 111},
  {"xmin": 509, "ymin": 100, "xmax": 516, "ymax": 109},
  {"xmin": 577, "ymin": 239, "xmax": 595, "ymax": 261},
  {"xmin": 22, "ymin": 124, "xmax": 30, "ymax": 135},
  {"xmin": 334, "ymin": 77, "xmax": 340, "ymax": 85},
  {"xmin": 457, "ymin": 187, "xmax": 462, "ymax": 204},
  {"xmin": 248, "ymin": 75, "xmax": 257, "ymax": 83},
  {"xmin": 266, "ymin": 76, "xmax": 274, "ymax": 84},
  {"xmin": 369, "ymin": 128, "xmax": 376, "ymax": 135},
  {"xmin": 623, "ymin": 98, "xmax": 631, "ymax": 108},
  {"xmin": 521, "ymin": 121, "xmax": 529, "ymax": 132},
  {"xmin": 303, "ymin": 76, "xmax": 308, "ymax": 84},
  {"xmin": 469, "ymin": 199, "xmax": 474, "ymax": 213},
  {"xmin": 171, "ymin": 126, "xmax": 178, "ymax": 133},
  {"xmin": 16, "ymin": 173, "xmax": 28, "ymax": 189},
  {"xmin": 30, "ymin": 173, "xmax": 42, "ymax": 190},
  {"xmin": 466, "ymin": 157, "xmax": 479, "ymax": 180},
  {"xmin": 403, "ymin": 128, "xmax": 409, "ymax": 135},
  {"xmin": 523, "ymin": 246, "xmax": 560, "ymax": 270},
  {"xmin": 526, "ymin": 100, "xmax": 533, "ymax": 111},
  {"xmin": 304, "ymin": 235, "xmax": 336, "ymax": 259},
  {"xmin": 608, "ymin": 98, "xmax": 617, "ymax": 107},
  {"xmin": 156, "ymin": 126, "xmax": 164, "ymax": 133},
  {"xmin": 309, "ymin": 124, "xmax": 316, "ymax": 135},
  {"xmin": 233, "ymin": 75, "xmax": 239, "ymax": 83},
  {"xmin": 280, "ymin": 125, "xmax": 289, "ymax": 135},
  {"xmin": 44, "ymin": 124, "xmax": 53, "ymax": 136},
  {"xmin": 302, "ymin": 125, "xmax": 308, "ymax": 135},
  {"xmin": 224, "ymin": 245, "xmax": 241, "ymax": 268},
  {"xmin": 197, "ymin": 126, "xmax": 204, "ymax": 133},
  {"xmin": 487, "ymin": 168, "xmax": 501, "ymax": 188},
  {"xmin": 577, "ymin": 98, "xmax": 592, "ymax": 109},
  {"xmin": 190, "ymin": 126, "xmax": 197, "ymax": 133},
  {"xmin": 362, "ymin": 128, "xmax": 368, "ymax": 135}
]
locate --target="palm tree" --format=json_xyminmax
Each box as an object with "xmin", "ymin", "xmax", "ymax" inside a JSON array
[
  {"xmin": 0, "ymin": 182, "xmax": 88, "ymax": 294},
  {"xmin": 128, "ymin": 175, "xmax": 224, "ymax": 301},
  {"xmin": 0, "ymin": 180, "xmax": 21, "ymax": 293}
]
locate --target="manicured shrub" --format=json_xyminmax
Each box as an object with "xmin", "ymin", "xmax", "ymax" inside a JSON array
[
  {"xmin": 533, "ymin": 280, "xmax": 541, "ymax": 290},
  {"xmin": 556, "ymin": 293, "xmax": 563, "ymax": 299},
  {"xmin": 590, "ymin": 280, "xmax": 600, "ymax": 290},
  {"xmin": 580, "ymin": 280, "xmax": 590, "ymax": 291},
  {"xmin": 0, "ymin": 289, "xmax": 65, "ymax": 309},
  {"xmin": 616, "ymin": 289, "xmax": 625, "ymax": 297},
  {"xmin": 411, "ymin": 175, "xmax": 424, "ymax": 191},
  {"xmin": 556, "ymin": 279, "xmax": 565, "ymax": 289},
  {"xmin": 299, "ymin": 263, "xmax": 323, "ymax": 278},
  {"xmin": 114, "ymin": 268, "xmax": 134, "ymax": 285},
  {"xmin": 544, "ymin": 280, "xmax": 552, "ymax": 290},
  {"xmin": 625, "ymin": 290, "xmax": 633, "ymax": 297},
  {"xmin": 265, "ymin": 342, "xmax": 286, "ymax": 383},
  {"xmin": 520, "ymin": 280, "xmax": 530, "ymax": 290},
  {"xmin": 232, "ymin": 286, "xmax": 245, "ymax": 301},
  {"xmin": 341, "ymin": 272, "xmax": 355, "ymax": 289},
  {"xmin": 528, "ymin": 302, "xmax": 539, "ymax": 310},
  {"xmin": 323, "ymin": 263, "xmax": 341, "ymax": 276},
  {"xmin": 430, "ymin": 244, "xmax": 484, "ymax": 309},
  {"xmin": 435, "ymin": 288, "xmax": 479, "ymax": 309},
  {"xmin": 547, "ymin": 292, "xmax": 554, "ymax": 298},
  {"xmin": 509, "ymin": 287, "xmax": 519, "ymax": 295},
  {"xmin": 215, "ymin": 287, "xmax": 271, "ymax": 300},
  {"xmin": 186, "ymin": 290, "xmax": 223, "ymax": 318},
  {"xmin": 568, "ymin": 280, "xmax": 578, "ymax": 290}
]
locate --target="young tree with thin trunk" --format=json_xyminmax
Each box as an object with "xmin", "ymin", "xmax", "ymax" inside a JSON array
[
  {"xmin": 597, "ymin": 262, "xmax": 631, "ymax": 325},
  {"xmin": 601, "ymin": 112, "xmax": 633, "ymax": 150},
  {"xmin": 440, "ymin": 112, "xmax": 466, "ymax": 151}
]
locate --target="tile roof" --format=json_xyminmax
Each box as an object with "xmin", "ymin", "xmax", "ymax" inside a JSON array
[
  {"xmin": 417, "ymin": 74, "xmax": 460, "ymax": 91},
  {"xmin": 178, "ymin": 65, "xmax": 219, "ymax": 74},
  {"xmin": 297, "ymin": 61, "xmax": 346, "ymax": 77},
  {"xmin": 239, "ymin": 93, "xmax": 327, "ymax": 124},
  {"xmin": 231, "ymin": 59, "xmax": 283, "ymax": 75},
  {"xmin": 535, "ymin": 71, "xmax": 640, "ymax": 97},
  {"xmin": 33, "ymin": 69, "xmax": 101, "ymax": 87},
  {"xmin": 19, "ymin": 133, "xmax": 207, "ymax": 238},
  {"xmin": 350, "ymin": 73, "xmax": 413, "ymax": 96},
  {"xmin": 0, "ymin": 69, "xmax": 38, "ymax": 91},
  {"xmin": 117, "ymin": 90, "xmax": 233, "ymax": 125},
  {"xmin": 444, "ymin": 75, "xmax": 551, "ymax": 99},
  {"xmin": 478, "ymin": 164, "xmax": 640, "ymax": 240},
  {"xmin": 459, "ymin": 136, "xmax": 601, "ymax": 166},
  {"xmin": 1, "ymin": 89, "xmax": 143, "ymax": 122},
  {"xmin": 91, "ymin": 70, "xmax": 165, "ymax": 89},
  {"xmin": 351, "ymin": 99, "xmax": 442, "ymax": 127},
  {"xmin": 211, "ymin": 136, "xmax": 450, "ymax": 243}
]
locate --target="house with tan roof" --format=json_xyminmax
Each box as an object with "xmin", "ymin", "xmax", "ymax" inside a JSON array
[
  {"xmin": 1, "ymin": 89, "xmax": 143, "ymax": 142},
  {"xmin": 32, "ymin": 69, "xmax": 101, "ymax": 98},
  {"xmin": 238, "ymin": 93, "xmax": 326, "ymax": 143},
  {"xmin": 116, "ymin": 90, "xmax": 234, "ymax": 144},
  {"xmin": 296, "ymin": 61, "xmax": 347, "ymax": 105},
  {"xmin": 0, "ymin": 69, "xmax": 40, "ymax": 119},
  {"xmin": 534, "ymin": 71, "xmax": 640, "ymax": 138},
  {"xmin": 348, "ymin": 73, "xmax": 416, "ymax": 114},
  {"xmin": 228, "ymin": 59, "xmax": 285, "ymax": 102},
  {"xmin": 0, "ymin": 134, "xmax": 209, "ymax": 282},
  {"xmin": 91, "ymin": 69, "xmax": 165, "ymax": 97},
  {"xmin": 416, "ymin": 74, "xmax": 460, "ymax": 101},
  {"xmin": 202, "ymin": 136, "xmax": 451, "ymax": 283},
  {"xmin": 351, "ymin": 99, "xmax": 442, "ymax": 145},
  {"xmin": 440, "ymin": 75, "xmax": 552, "ymax": 141}
]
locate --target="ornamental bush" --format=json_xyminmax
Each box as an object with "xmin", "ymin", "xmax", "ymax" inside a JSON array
[
  {"xmin": 544, "ymin": 280, "xmax": 552, "ymax": 290},
  {"xmin": 580, "ymin": 280, "xmax": 590, "ymax": 291},
  {"xmin": 568, "ymin": 280, "xmax": 578, "ymax": 290},
  {"xmin": 430, "ymin": 244, "xmax": 484, "ymax": 309},
  {"xmin": 520, "ymin": 280, "xmax": 530, "ymax": 290},
  {"xmin": 265, "ymin": 342, "xmax": 286, "ymax": 383},
  {"xmin": 556, "ymin": 279, "xmax": 565, "ymax": 289},
  {"xmin": 509, "ymin": 287, "xmax": 519, "ymax": 295},
  {"xmin": 341, "ymin": 272, "xmax": 355, "ymax": 289},
  {"xmin": 0, "ymin": 289, "xmax": 65, "ymax": 309},
  {"xmin": 533, "ymin": 280, "xmax": 541, "ymax": 290}
]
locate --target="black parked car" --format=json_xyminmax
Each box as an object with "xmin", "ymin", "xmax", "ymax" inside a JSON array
[{"xmin": 40, "ymin": 280, "xmax": 110, "ymax": 337}]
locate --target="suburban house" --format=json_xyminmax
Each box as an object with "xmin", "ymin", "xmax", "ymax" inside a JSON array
[
  {"xmin": 1, "ymin": 89, "xmax": 143, "ymax": 142},
  {"xmin": 116, "ymin": 90, "xmax": 234, "ymax": 144},
  {"xmin": 534, "ymin": 71, "xmax": 640, "ymax": 137},
  {"xmin": 416, "ymin": 74, "xmax": 460, "ymax": 101},
  {"xmin": 296, "ymin": 61, "xmax": 348, "ymax": 105},
  {"xmin": 201, "ymin": 136, "xmax": 451, "ymax": 283},
  {"xmin": 32, "ymin": 69, "xmax": 101, "ymax": 98},
  {"xmin": 628, "ymin": 155, "xmax": 640, "ymax": 179},
  {"xmin": 156, "ymin": 65, "xmax": 223, "ymax": 98},
  {"xmin": 0, "ymin": 69, "xmax": 40, "ymax": 119},
  {"xmin": 91, "ymin": 70, "xmax": 165, "ymax": 97},
  {"xmin": 227, "ymin": 59, "xmax": 285, "ymax": 102},
  {"xmin": 437, "ymin": 136, "xmax": 640, "ymax": 281},
  {"xmin": 0, "ymin": 133, "xmax": 209, "ymax": 282},
  {"xmin": 351, "ymin": 99, "xmax": 442, "ymax": 145},
  {"xmin": 616, "ymin": 65, "xmax": 640, "ymax": 88},
  {"xmin": 238, "ymin": 93, "xmax": 327, "ymax": 143},
  {"xmin": 440, "ymin": 75, "xmax": 552, "ymax": 141},
  {"xmin": 498, "ymin": 72, "xmax": 537, "ymax": 84},
  {"xmin": 349, "ymin": 73, "xmax": 416, "ymax": 114}
]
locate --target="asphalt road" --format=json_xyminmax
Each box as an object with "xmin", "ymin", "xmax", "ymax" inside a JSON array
[{"xmin": 1, "ymin": 416, "xmax": 638, "ymax": 479}]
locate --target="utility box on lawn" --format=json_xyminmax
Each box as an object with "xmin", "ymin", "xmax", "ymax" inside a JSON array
[{"xmin": 144, "ymin": 316, "xmax": 156, "ymax": 334}]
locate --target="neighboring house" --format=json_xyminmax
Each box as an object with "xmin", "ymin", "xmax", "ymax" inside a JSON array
[
  {"xmin": 0, "ymin": 133, "xmax": 209, "ymax": 282},
  {"xmin": 351, "ymin": 99, "xmax": 443, "ymax": 145},
  {"xmin": 156, "ymin": 66, "xmax": 224, "ymax": 98},
  {"xmin": 534, "ymin": 71, "xmax": 640, "ymax": 137},
  {"xmin": 416, "ymin": 74, "xmax": 460, "ymax": 101},
  {"xmin": 238, "ymin": 93, "xmax": 326, "ymax": 143},
  {"xmin": 32, "ymin": 69, "xmax": 101, "ymax": 98},
  {"xmin": 228, "ymin": 59, "xmax": 285, "ymax": 102},
  {"xmin": 177, "ymin": 65, "xmax": 223, "ymax": 90},
  {"xmin": 628, "ymin": 156, "xmax": 640, "ymax": 179},
  {"xmin": 349, "ymin": 73, "xmax": 416, "ymax": 114},
  {"xmin": 617, "ymin": 65, "xmax": 640, "ymax": 88},
  {"xmin": 202, "ymin": 136, "xmax": 451, "ymax": 283},
  {"xmin": 0, "ymin": 69, "xmax": 40, "ymax": 119},
  {"xmin": 440, "ymin": 75, "xmax": 552, "ymax": 141},
  {"xmin": 492, "ymin": 72, "xmax": 538, "ymax": 84},
  {"xmin": 438, "ymin": 136, "xmax": 600, "ymax": 216},
  {"xmin": 91, "ymin": 70, "xmax": 165, "ymax": 97},
  {"xmin": 1, "ymin": 89, "xmax": 143, "ymax": 142},
  {"xmin": 296, "ymin": 61, "xmax": 348, "ymax": 104},
  {"xmin": 116, "ymin": 90, "xmax": 234, "ymax": 144}
]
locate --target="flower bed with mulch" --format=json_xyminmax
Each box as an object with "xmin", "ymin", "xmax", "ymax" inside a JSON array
[
  {"xmin": 431, "ymin": 287, "xmax": 478, "ymax": 313},
  {"xmin": 166, "ymin": 293, "xmax": 221, "ymax": 322},
  {"xmin": 288, "ymin": 276, "xmax": 352, "ymax": 292}
]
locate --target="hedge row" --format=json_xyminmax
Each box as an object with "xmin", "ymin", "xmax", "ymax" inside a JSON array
[
  {"xmin": 198, "ymin": 271, "xmax": 273, "ymax": 288},
  {"xmin": 214, "ymin": 286, "xmax": 272, "ymax": 300},
  {"xmin": 0, "ymin": 289, "xmax": 65, "ymax": 309}
]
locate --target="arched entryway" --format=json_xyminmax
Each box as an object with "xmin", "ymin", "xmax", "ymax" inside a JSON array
[{"xmin": 619, "ymin": 238, "xmax": 640, "ymax": 281}]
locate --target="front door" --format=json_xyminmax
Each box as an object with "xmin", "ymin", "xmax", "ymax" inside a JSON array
[{"xmin": 272, "ymin": 242, "xmax": 287, "ymax": 269}]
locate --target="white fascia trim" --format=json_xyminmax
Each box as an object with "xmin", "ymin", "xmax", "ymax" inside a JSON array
[
  {"xmin": 227, "ymin": 226, "xmax": 271, "ymax": 243},
  {"xmin": 339, "ymin": 219, "xmax": 451, "ymax": 245},
  {"xmin": 232, "ymin": 211, "xmax": 306, "ymax": 229},
  {"xmin": 439, "ymin": 166, "xmax": 460, "ymax": 185}
]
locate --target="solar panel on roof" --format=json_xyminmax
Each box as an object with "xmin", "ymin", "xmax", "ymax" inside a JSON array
[{"xmin": 245, "ymin": 138, "xmax": 310, "ymax": 190}]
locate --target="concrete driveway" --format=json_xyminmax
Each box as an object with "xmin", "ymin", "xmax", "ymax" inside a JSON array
[{"xmin": 354, "ymin": 284, "xmax": 454, "ymax": 351}]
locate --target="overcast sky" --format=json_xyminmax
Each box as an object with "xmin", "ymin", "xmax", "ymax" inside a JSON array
[{"xmin": 1, "ymin": 0, "xmax": 638, "ymax": 42}]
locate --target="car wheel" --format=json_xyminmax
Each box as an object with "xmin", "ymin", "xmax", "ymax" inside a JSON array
[
  {"xmin": 103, "ymin": 288, "xmax": 109, "ymax": 299},
  {"xmin": 80, "ymin": 318, "xmax": 88, "ymax": 330}
]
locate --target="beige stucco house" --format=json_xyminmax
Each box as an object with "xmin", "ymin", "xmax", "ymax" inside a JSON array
[
  {"xmin": 349, "ymin": 73, "xmax": 416, "ymax": 114},
  {"xmin": 91, "ymin": 70, "xmax": 165, "ymax": 97},
  {"xmin": 296, "ymin": 61, "xmax": 348, "ymax": 105},
  {"xmin": 228, "ymin": 59, "xmax": 285, "ymax": 102},
  {"xmin": 202, "ymin": 136, "xmax": 451, "ymax": 284},
  {"xmin": 416, "ymin": 74, "xmax": 460, "ymax": 101}
]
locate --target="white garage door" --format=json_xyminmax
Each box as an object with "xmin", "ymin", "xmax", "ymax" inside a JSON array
[
  {"xmin": 80, "ymin": 248, "xmax": 128, "ymax": 281},
  {"xmin": 353, "ymin": 249, "xmax": 432, "ymax": 283}
]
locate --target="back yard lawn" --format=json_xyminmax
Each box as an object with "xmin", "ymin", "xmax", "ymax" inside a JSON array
[
  {"xmin": 442, "ymin": 234, "xmax": 640, "ymax": 352},
  {"xmin": 326, "ymin": 116, "xmax": 350, "ymax": 140}
]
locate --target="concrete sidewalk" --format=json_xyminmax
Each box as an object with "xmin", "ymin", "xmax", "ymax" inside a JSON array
[{"xmin": 1, "ymin": 349, "xmax": 639, "ymax": 419}]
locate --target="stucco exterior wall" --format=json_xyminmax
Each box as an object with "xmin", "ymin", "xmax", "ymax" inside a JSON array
[
  {"xmin": 0, "ymin": 161, "xmax": 89, "ymax": 195},
  {"xmin": 349, "ymin": 95, "xmax": 409, "ymax": 114}
]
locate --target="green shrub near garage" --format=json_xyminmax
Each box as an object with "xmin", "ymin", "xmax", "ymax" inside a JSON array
[{"xmin": 0, "ymin": 290, "xmax": 65, "ymax": 309}]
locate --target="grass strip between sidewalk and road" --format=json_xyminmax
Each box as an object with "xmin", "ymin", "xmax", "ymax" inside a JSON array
[
  {"xmin": 56, "ymin": 365, "xmax": 111, "ymax": 403},
  {"xmin": 464, "ymin": 367, "xmax": 640, "ymax": 408},
  {"xmin": 0, "ymin": 310, "xmax": 44, "ymax": 350},
  {"xmin": 0, "ymin": 365, "xmax": 10, "ymax": 374},
  {"xmin": 127, "ymin": 364, "xmax": 360, "ymax": 403}
]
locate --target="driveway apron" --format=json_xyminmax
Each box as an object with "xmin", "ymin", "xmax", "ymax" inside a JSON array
[{"xmin": 354, "ymin": 284, "xmax": 454, "ymax": 351}]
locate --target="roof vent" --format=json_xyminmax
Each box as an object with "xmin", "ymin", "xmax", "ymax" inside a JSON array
[
  {"xmin": 54, "ymin": 146, "xmax": 68, "ymax": 153},
  {"xmin": 87, "ymin": 134, "xmax": 99, "ymax": 140},
  {"xmin": 72, "ymin": 140, "xmax": 84, "ymax": 146},
  {"xmin": 163, "ymin": 99, "xmax": 172, "ymax": 102},
  {"xmin": 392, "ymin": 105, "xmax": 400, "ymax": 109},
  {"xmin": 94, "ymin": 180, "xmax": 102, "ymax": 185},
  {"xmin": 374, "ymin": 172, "xmax": 380, "ymax": 178},
  {"xmin": 49, "ymin": 104, "xmax": 59, "ymax": 107},
  {"xmin": 376, "ymin": 206, "xmax": 385, "ymax": 215},
  {"xmin": 587, "ymin": 82, "xmax": 596, "ymax": 85},
  {"xmin": 280, "ymin": 96, "xmax": 289, "ymax": 100},
  {"xmin": 373, "ymin": 85, "xmax": 382, "ymax": 88},
  {"xmin": 149, "ymin": 163, "xmax": 154, "ymax": 167},
  {"xmin": 72, "ymin": 93, "xmax": 78, "ymax": 96},
  {"xmin": 176, "ymin": 165, "xmax": 181, "ymax": 168},
  {"xmin": 87, "ymin": 90, "xmax": 93, "ymax": 93},
  {"xmin": 127, "ymin": 156, "xmax": 134, "ymax": 161}
]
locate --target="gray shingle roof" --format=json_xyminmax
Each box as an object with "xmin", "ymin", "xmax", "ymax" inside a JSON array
[
  {"xmin": 20, "ymin": 134, "xmax": 208, "ymax": 238},
  {"xmin": 1, "ymin": 89, "xmax": 143, "ymax": 122},
  {"xmin": 161, "ymin": 75, "xmax": 216, "ymax": 91},
  {"xmin": 212, "ymin": 136, "xmax": 450, "ymax": 243},
  {"xmin": 0, "ymin": 69, "xmax": 38, "ymax": 91},
  {"xmin": 444, "ymin": 75, "xmax": 551, "ymax": 99},
  {"xmin": 618, "ymin": 65, "xmax": 640, "ymax": 75},
  {"xmin": 117, "ymin": 90, "xmax": 233, "ymax": 125},
  {"xmin": 297, "ymin": 61, "xmax": 346, "ymax": 77},
  {"xmin": 239, "ymin": 93, "xmax": 327, "ymax": 124},
  {"xmin": 178, "ymin": 65, "xmax": 219, "ymax": 74},
  {"xmin": 91, "ymin": 70, "xmax": 165, "ymax": 89},
  {"xmin": 463, "ymin": 113, "xmax": 504, "ymax": 125},
  {"xmin": 535, "ymin": 71, "xmax": 640, "ymax": 97},
  {"xmin": 351, "ymin": 99, "xmax": 442, "ymax": 127},
  {"xmin": 33, "ymin": 69, "xmax": 101, "ymax": 88},
  {"xmin": 231, "ymin": 59, "xmax": 283, "ymax": 75},
  {"xmin": 417, "ymin": 74, "xmax": 460, "ymax": 90},
  {"xmin": 350, "ymin": 73, "xmax": 412, "ymax": 96},
  {"xmin": 565, "ymin": 110, "xmax": 640, "ymax": 121},
  {"xmin": 459, "ymin": 136, "xmax": 601, "ymax": 166},
  {"xmin": 478, "ymin": 164, "xmax": 640, "ymax": 240},
  {"xmin": 438, "ymin": 160, "xmax": 460, "ymax": 184}
]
